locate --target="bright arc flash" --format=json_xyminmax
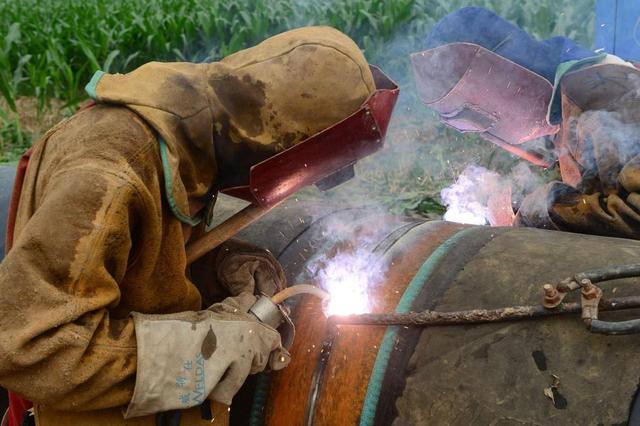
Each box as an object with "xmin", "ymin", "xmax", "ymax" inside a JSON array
[
  {"xmin": 443, "ymin": 208, "xmax": 487, "ymax": 225},
  {"xmin": 319, "ymin": 252, "xmax": 375, "ymax": 316},
  {"xmin": 325, "ymin": 281, "xmax": 370, "ymax": 316}
]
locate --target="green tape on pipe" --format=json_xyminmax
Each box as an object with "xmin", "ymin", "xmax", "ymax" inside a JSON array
[
  {"xmin": 359, "ymin": 226, "xmax": 478, "ymax": 426},
  {"xmin": 248, "ymin": 372, "xmax": 271, "ymax": 426}
]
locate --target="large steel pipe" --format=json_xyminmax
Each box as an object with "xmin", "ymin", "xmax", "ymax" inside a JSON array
[{"xmin": 231, "ymin": 209, "xmax": 640, "ymax": 426}]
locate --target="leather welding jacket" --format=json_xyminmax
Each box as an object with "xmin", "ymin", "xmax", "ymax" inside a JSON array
[
  {"xmin": 0, "ymin": 26, "xmax": 374, "ymax": 425},
  {"xmin": 517, "ymin": 61, "xmax": 640, "ymax": 239}
]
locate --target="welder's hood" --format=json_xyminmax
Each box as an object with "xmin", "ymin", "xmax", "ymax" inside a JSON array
[
  {"xmin": 85, "ymin": 27, "xmax": 388, "ymax": 222},
  {"xmin": 411, "ymin": 7, "xmax": 596, "ymax": 167}
]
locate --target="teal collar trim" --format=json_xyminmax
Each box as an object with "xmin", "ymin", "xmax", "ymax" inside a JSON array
[
  {"xmin": 85, "ymin": 70, "xmax": 105, "ymax": 100},
  {"xmin": 359, "ymin": 226, "xmax": 478, "ymax": 426},
  {"xmin": 547, "ymin": 53, "xmax": 606, "ymax": 125},
  {"xmin": 84, "ymin": 71, "xmax": 201, "ymax": 226},
  {"xmin": 158, "ymin": 137, "xmax": 202, "ymax": 226}
]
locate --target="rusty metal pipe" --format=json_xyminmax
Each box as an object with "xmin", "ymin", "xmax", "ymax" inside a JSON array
[
  {"xmin": 189, "ymin": 204, "xmax": 640, "ymax": 425},
  {"xmin": 327, "ymin": 295, "xmax": 640, "ymax": 327}
]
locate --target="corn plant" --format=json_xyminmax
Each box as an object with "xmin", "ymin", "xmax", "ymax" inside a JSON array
[{"xmin": 0, "ymin": 0, "xmax": 595, "ymax": 213}]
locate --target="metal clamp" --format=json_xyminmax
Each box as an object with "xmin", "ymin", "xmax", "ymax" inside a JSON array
[
  {"xmin": 580, "ymin": 279, "xmax": 602, "ymax": 325},
  {"xmin": 249, "ymin": 295, "xmax": 285, "ymax": 329},
  {"xmin": 248, "ymin": 295, "xmax": 296, "ymax": 349},
  {"xmin": 541, "ymin": 267, "xmax": 640, "ymax": 335}
]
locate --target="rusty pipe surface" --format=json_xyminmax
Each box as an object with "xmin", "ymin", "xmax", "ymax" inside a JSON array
[
  {"xmin": 174, "ymin": 198, "xmax": 640, "ymax": 425},
  {"xmin": 329, "ymin": 265, "xmax": 640, "ymax": 329}
]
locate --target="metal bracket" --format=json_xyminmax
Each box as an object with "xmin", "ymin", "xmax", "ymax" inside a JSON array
[{"xmin": 580, "ymin": 279, "xmax": 602, "ymax": 325}]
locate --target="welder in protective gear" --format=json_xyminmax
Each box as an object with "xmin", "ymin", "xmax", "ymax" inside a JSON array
[
  {"xmin": 413, "ymin": 7, "xmax": 640, "ymax": 239},
  {"xmin": 0, "ymin": 26, "xmax": 379, "ymax": 426}
]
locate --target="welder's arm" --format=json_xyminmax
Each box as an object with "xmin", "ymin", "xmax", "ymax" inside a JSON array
[
  {"xmin": 0, "ymin": 168, "xmax": 288, "ymax": 413},
  {"xmin": 125, "ymin": 292, "xmax": 289, "ymax": 418},
  {"xmin": 515, "ymin": 157, "xmax": 640, "ymax": 239},
  {"xmin": 0, "ymin": 168, "xmax": 141, "ymax": 410}
]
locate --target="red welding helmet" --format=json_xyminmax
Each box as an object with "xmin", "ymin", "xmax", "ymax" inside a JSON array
[
  {"xmin": 221, "ymin": 65, "xmax": 399, "ymax": 207},
  {"xmin": 411, "ymin": 43, "xmax": 559, "ymax": 167}
]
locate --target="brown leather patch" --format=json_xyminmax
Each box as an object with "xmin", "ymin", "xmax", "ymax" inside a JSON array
[
  {"xmin": 210, "ymin": 74, "xmax": 266, "ymax": 137},
  {"xmin": 201, "ymin": 326, "xmax": 217, "ymax": 359}
]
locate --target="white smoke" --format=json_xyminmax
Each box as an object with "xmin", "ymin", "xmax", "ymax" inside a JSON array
[
  {"xmin": 302, "ymin": 209, "xmax": 394, "ymax": 316},
  {"xmin": 309, "ymin": 248, "xmax": 384, "ymax": 316},
  {"xmin": 441, "ymin": 162, "xmax": 542, "ymax": 226}
]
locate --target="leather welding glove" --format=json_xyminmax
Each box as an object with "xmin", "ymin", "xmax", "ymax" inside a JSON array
[
  {"xmin": 515, "ymin": 182, "xmax": 579, "ymax": 230},
  {"xmin": 216, "ymin": 240, "xmax": 286, "ymax": 296},
  {"xmin": 191, "ymin": 239, "xmax": 286, "ymax": 304},
  {"xmin": 124, "ymin": 292, "xmax": 290, "ymax": 419}
]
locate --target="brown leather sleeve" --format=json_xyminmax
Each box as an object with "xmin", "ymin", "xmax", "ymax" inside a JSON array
[{"xmin": 0, "ymin": 168, "xmax": 140, "ymax": 410}]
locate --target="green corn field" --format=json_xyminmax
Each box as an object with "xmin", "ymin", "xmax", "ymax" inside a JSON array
[{"xmin": 0, "ymin": 0, "xmax": 594, "ymax": 214}]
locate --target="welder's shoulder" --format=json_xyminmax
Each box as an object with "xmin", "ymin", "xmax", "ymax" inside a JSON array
[{"xmin": 41, "ymin": 104, "xmax": 161, "ymax": 181}]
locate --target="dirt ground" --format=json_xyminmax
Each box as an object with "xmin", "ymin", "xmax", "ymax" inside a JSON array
[{"xmin": 3, "ymin": 97, "xmax": 68, "ymax": 135}]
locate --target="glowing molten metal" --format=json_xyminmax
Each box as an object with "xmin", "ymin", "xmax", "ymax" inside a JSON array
[{"xmin": 312, "ymin": 250, "xmax": 386, "ymax": 317}]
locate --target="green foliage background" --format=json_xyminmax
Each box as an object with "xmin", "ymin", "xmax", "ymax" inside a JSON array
[{"xmin": 0, "ymin": 0, "xmax": 595, "ymax": 213}]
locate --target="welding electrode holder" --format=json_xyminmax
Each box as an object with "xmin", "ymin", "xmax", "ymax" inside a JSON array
[
  {"xmin": 249, "ymin": 295, "xmax": 297, "ymax": 350},
  {"xmin": 249, "ymin": 295, "xmax": 287, "ymax": 329},
  {"xmin": 249, "ymin": 285, "xmax": 330, "ymax": 349}
]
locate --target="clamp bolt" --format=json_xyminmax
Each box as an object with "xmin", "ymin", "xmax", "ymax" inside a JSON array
[
  {"xmin": 581, "ymin": 279, "xmax": 599, "ymax": 300},
  {"xmin": 543, "ymin": 284, "xmax": 561, "ymax": 308}
]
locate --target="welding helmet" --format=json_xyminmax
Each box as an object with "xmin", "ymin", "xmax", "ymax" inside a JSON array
[
  {"xmin": 217, "ymin": 27, "xmax": 400, "ymax": 206},
  {"xmin": 221, "ymin": 65, "xmax": 398, "ymax": 206},
  {"xmin": 84, "ymin": 27, "xmax": 399, "ymax": 223},
  {"xmin": 411, "ymin": 7, "xmax": 594, "ymax": 167}
]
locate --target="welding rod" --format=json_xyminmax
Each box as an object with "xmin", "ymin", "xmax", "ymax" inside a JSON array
[
  {"xmin": 328, "ymin": 295, "xmax": 640, "ymax": 327},
  {"xmin": 482, "ymin": 133, "xmax": 553, "ymax": 168},
  {"xmin": 186, "ymin": 202, "xmax": 282, "ymax": 265}
]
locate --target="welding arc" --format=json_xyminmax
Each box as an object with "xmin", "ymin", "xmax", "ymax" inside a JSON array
[{"xmin": 328, "ymin": 295, "xmax": 640, "ymax": 327}]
